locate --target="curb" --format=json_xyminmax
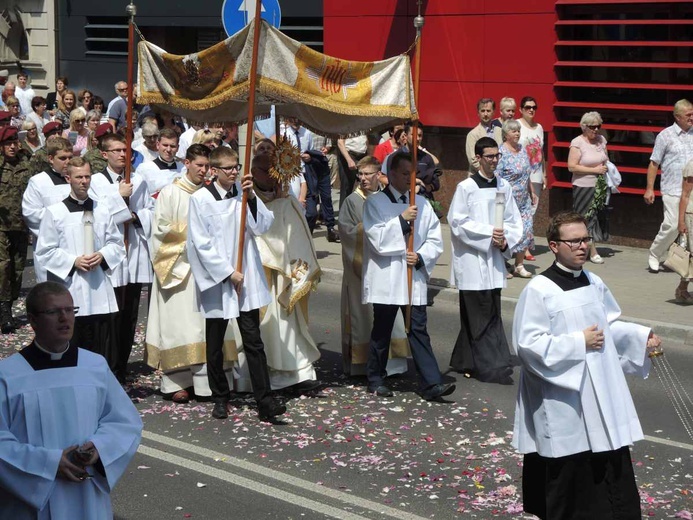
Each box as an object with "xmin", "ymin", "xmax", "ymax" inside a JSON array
[{"xmin": 319, "ymin": 267, "xmax": 693, "ymax": 348}]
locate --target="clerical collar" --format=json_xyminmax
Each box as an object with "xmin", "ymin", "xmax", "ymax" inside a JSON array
[
  {"xmin": 555, "ymin": 261, "xmax": 583, "ymax": 278},
  {"xmin": 19, "ymin": 341, "xmax": 78, "ymax": 370},
  {"xmin": 34, "ymin": 339, "xmax": 70, "ymax": 360},
  {"xmin": 63, "ymin": 195, "xmax": 94, "ymax": 212},
  {"xmin": 154, "ymin": 157, "xmax": 177, "ymax": 170},
  {"xmin": 47, "ymin": 168, "xmax": 68, "ymax": 185},
  {"xmin": 540, "ymin": 262, "xmax": 590, "ymax": 292},
  {"xmin": 470, "ymin": 172, "xmax": 497, "ymax": 189}
]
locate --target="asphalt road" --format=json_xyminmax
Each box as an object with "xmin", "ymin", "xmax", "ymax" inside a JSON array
[{"xmin": 104, "ymin": 277, "xmax": 693, "ymax": 520}]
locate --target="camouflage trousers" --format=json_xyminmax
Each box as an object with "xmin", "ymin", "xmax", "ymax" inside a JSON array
[{"xmin": 0, "ymin": 231, "xmax": 29, "ymax": 302}]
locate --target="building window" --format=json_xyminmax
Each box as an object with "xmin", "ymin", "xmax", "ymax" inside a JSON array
[
  {"xmin": 85, "ymin": 17, "xmax": 128, "ymax": 57},
  {"xmin": 0, "ymin": 7, "xmax": 29, "ymax": 61}
]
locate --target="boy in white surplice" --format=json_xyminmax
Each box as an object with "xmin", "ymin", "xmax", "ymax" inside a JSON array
[{"xmin": 512, "ymin": 211, "xmax": 662, "ymax": 519}]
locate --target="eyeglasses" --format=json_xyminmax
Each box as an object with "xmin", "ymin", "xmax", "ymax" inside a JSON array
[
  {"xmin": 481, "ymin": 153, "xmax": 502, "ymax": 160},
  {"xmin": 357, "ymin": 169, "xmax": 381, "ymax": 177},
  {"xmin": 74, "ymin": 119, "xmax": 86, "ymax": 124},
  {"xmin": 106, "ymin": 148, "xmax": 127, "ymax": 154},
  {"xmin": 117, "ymin": 88, "xmax": 128, "ymax": 92},
  {"xmin": 35, "ymin": 306, "xmax": 80, "ymax": 316},
  {"xmin": 555, "ymin": 236, "xmax": 593, "ymax": 249},
  {"xmin": 215, "ymin": 164, "xmax": 241, "ymax": 173},
  {"xmin": 586, "ymin": 125, "xmax": 601, "ymax": 130},
  {"xmin": 522, "ymin": 105, "xmax": 537, "ymax": 111}
]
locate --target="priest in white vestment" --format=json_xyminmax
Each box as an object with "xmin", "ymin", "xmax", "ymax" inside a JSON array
[
  {"xmin": 339, "ymin": 156, "xmax": 409, "ymax": 376},
  {"xmin": 135, "ymin": 128, "xmax": 185, "ymax": 197},
  {"xmin": 250, "ymin": 148, "xmax": 322, "ymax": 392},
  {"xmin": 512, "ymin": 211, "xmax": 662, "ymax": 519},
  {"xmin": 145, "ymin": 144, "xmax": 239, "ymax": 403},
  {"xmin": 362, "ymin": 152, "xmax": 453, "ymax": 401},
  {"xmin": 448, "ymin": 136, "xmax": 523, "ymax": 384},
  {"xmin": 34, "ymin": 157, "xmax": 125, "ymax": 362},
  {"xmin": 0, "ymin": 282, "xmax": 142, "ymax": 520}
]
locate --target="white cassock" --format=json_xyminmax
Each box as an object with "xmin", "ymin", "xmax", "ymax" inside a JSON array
[
  {"xmin": 448, "ymin": 175, "xmax": 522, "ymax": 291},
  {"xmin": 34, "ymin": 198, "xmax": 125, "ymax": 316},
  {"xmin": 338, "ymin": 187, "xmax": 409, "ymax": 376},
  {"xmin": 187, "ymin": 184, "xmax": 273, "ymax": 319},
  {"xmin": 0, "ymin": 346, "xmax": 142, "ymax": 520},
  {"xmin": 512, "ymin": 268, "xmax": 651, "ymax": 458},
  {"xmin": 90, "ymin": 169, "xmax": 154, "ymax": 286},
  {"xmin": 21, "ymin": 170, "xmax": 129, "ymax": 282},
  {"xmin": 134, "ymin": 144, "xmax": 158, "ymax": 162},
  {"xmin": 135, "ymin": 158, "xmax": 185, "ymax": 197},
  {"xmin": 145, "ymin": 177, "xmax": 240, "ymax": 396},
  {"xmin": 362, "ymin": 189, "xmax": 443, "ymax": 306}
]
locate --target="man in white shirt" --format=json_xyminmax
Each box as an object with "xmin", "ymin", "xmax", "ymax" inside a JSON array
[
  {"xmin": 14, "ymin": 72, "xmax": 35, "ymax": 116},
  {"xmin": 643, "ymin": 99, "xmax": 693, "ymax": 275},
  {"xmin": 465, "ymin": 98, "xmax": 502, "ymax": 174}
]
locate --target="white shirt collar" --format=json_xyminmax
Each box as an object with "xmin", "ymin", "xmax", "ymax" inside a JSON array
[
  {"xmin": 556, "ymin": 261, "xmax": 583, "ymax": 278},
  {"xmin": 34, "ymin": 339, "xmax": 70, "ymax": 360}
]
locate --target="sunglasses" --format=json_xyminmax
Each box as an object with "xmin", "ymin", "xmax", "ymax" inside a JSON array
[
  {"xmin": 522, "ymin": 105, "xmax": 537, "ymax": 110},
  {"xmin": 586, "ymin": 125, "xmax": 601, "ymax": 130}
]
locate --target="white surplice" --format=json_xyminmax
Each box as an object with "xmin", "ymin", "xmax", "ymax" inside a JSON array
[
  {"xmin": 448, "ymin": 175, "xmax": 523, "ymax": 291},
  {"xmin": 187, "ymin": 184, "xmax": 273, "ymax": 319},
  {"xmin": 34, "ymin": 199, "xmax": 125, "ymax": 316},
  {"xmin": 90, "ymin": 169, "xmax": 154, "ymax": 286},
  {"xmin": 512, "ymin": 270, "xmax": 651, "ymax": 458},
  {"xmin": 362, "ymin": 190, "xmax": 443, "ymax": 306},
  {"xmin": 135, "ymin": 158, "xmax": 185, "ymax": 197},
  {"xmin": 0, "ymin": 348, "xmax": 142, "ymax": 520},
  {"xmin": 338, "ymin": 188, "xmax": 409, "ymax": 376}
]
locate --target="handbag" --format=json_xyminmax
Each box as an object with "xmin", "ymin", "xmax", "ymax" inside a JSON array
[{"xmin": 663, "ymin": 235, "xmax": 693, "ymax": 278}]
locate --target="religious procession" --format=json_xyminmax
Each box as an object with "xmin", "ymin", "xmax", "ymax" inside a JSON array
[{"xmin": 0, "ymin": 1, "xmax": 692, "ymax": 518}]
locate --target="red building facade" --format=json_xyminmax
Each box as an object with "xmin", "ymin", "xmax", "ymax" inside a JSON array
[{"xmin": 323, "ymin": 0, "xmax": 692, "ymax": 244}]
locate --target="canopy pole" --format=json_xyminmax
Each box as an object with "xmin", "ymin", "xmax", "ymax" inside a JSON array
[
  {"xmin": 236, "ymin": 0, "xmax": 264, "ymax": 274},
  {"xmin": 405, "ymin": 4, "xmax": 424, "ymax": 331},
  {"xmin": 123, "ymin": 0, "xmax": 137, "ymax": 251}
]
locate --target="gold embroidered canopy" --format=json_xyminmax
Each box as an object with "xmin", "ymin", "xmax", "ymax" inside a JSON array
[{"xmin": 137, "ymin": 19, "xmax": 417, "ymax": 137}]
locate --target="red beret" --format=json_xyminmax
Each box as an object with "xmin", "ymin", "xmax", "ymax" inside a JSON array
[
  {"xmin": 0, "ymin": 111, "xmax": 10, "ymax": 123},
  {"xmin": 95, "ymin": 123, "xmax": 112, "ymax": 138},
  {"xmin": 0, "ymin": 126, "xmax": 18, "ymax": 143},
  {"xmin": 42, "ymin": 121, "xmax": 62, "ymax": 136}
]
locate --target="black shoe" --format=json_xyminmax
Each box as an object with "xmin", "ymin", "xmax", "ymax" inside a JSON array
[
  {"xmin": 211, "ymin": 401, "xmax": 228, "ymax": 420},
  {"xmin": 420, "ymin": 383, "xmax": 456, "ymax": 401},
  {"xmin": 258, "ymin": 397, "xmax": 287, "ymax": 422},
  {"xmin": 327, "ymin": 228, "xmax": 340, "ymax": 243},
  {"xmin": 0, "ymin": 301, "xmax": 15, "ymax": 334},
  {"xmin": 290, "ymin": 379, "xmax": 322, "ymax": 394},
  {"xmin": 368, "ymin": 385, "xmax": 394, "ymax": 397}
]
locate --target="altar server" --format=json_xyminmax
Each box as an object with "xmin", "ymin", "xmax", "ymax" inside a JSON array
[
  {"xmin": 135, "ymin": 128, "xmax": 185, "ymax": 197},
  {"xmin": 34, "ymin": 157, "xmax": 125, "ymax": 361},
  {"xmin": 512, "ymin": 211, "xmax": 662, "ymax": 519},
  {"xmin": 448, "ymin": 136, "xmax": 522, "ymax": 384},
  {"xmin": 90, "ymin": 133, "xmax": 154, "ymax": 383},
  {"xmin": 362, "ymin": 152, "xmax": 454, "ymax": 401},
  {"xmin": 187, "ymin": 147, "xmax": 285, "ymax": 422},
  {"xmin": 0, "ymin": 281, "xmax": 142, "ymax": 520}
]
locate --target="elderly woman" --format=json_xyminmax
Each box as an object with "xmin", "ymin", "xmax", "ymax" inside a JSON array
[
  {"xmin": 20, "ymin": 120, "xmax": 43, "ymax": 153},
  {"xmin": 62, "ymin": 109, "xmax": 89, "ymax": 155},
  {"xmin": 54, "ymin": 89, "xmax": 77, "ymax": 129},
  {"xmin": 27, "ymin": 96, "xmax": 49, "ymax": 133},
  {"xmin": 497, "ymin": 119, "xmax": 536, "ymax": 278},
  {"xmin": 568, "ymin": 111, "xmax": 609, "ymax": 264},
  {"xmin": 495, "ymin": 97, "xmax": 516, "ymax": 125},
  {"xmin": 6, "ymin": 97, "xmax": 24, "ymax": 129},
  {"xmin": 85, "ymin": 109, "xmax": 102, "ymax": 133},
  {"xmin": 675, "ymin": 161, "xmax": 693, "ymax": 304}
]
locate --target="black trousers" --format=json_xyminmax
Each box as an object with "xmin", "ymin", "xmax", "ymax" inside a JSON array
[
  {"xmin": 338, "ymin": 151, "xmax": 365, "ymax": 209},
  {"xmin": 113, "ymin": 282, "xmax": 143, "ymax": 380},
  {"xmin": 0, "ymin": 230, "xmax": 28, "ymax": 302},
  {"xmin": 305, "ymin": 168, "xmax": 335, "ymax": 232},
  {"xmin": 72, "ymin": 313, "xmax": 117, "ymax": 365},
  {"xmin": 367, "ymin": 304, "xmax": 443, "ymax": 391},
  {"xmin": 206, "ymin": 309, "xmax": 271, "ymax": 404}
]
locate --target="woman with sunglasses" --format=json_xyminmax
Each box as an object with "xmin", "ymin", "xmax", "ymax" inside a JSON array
[
  {"xmin": 20, "ymin": 121, "xmax": 43, "ymax": 153},
  {"xmin": 517, "ymin": 97, "xmax": 545, "ymax": 235},
  {"xmin": 62, "ymin": 109, "xmax": 89, "ymax": 155},
  {"xmin": 568, "ymin": 111, "xmax": 609, "ymax": 264}
]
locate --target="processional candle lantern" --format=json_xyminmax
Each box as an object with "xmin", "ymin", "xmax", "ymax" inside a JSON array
[
  {"xmin": 494, "ymin": 191, "xmax": 505, "ymax": 230},
  {"xmin": 83, "ymin": 211, "xmax": 95, "ymax": 255}
]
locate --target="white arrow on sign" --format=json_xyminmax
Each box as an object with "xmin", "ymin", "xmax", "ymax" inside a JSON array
[{"xmin": 238, "ymin": 0, "xmax": 266, "ymax": 25}]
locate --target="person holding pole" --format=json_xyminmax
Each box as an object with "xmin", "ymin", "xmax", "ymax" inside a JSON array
[
  {"xmin": 447, "ymin": 136, "xmax": 522, "ymax": 384},
  {"xmin": 362, "ymin": 152, "xmax": 454, "ymax": 401}
]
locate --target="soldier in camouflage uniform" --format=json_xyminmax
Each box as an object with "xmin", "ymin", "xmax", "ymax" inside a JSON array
[
  {"xmin": 0, "ymin": 126, "xmax": 32, "ymax": 333},
  {"xmin": 27, "ymin": 121, "xmax": 64, "ymax": 176}
]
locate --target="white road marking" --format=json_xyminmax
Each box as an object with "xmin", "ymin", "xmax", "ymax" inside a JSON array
[
  {"xmin": 140, "ymin": 430, "xmax": 431, "ymax": 520},
  {"xmin": 644, "ymin": 435, "xmax": 693, "ymax": 451}
]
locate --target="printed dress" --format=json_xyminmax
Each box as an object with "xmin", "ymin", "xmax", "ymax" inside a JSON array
[{"xmin": 498, "ymin": 144, "xmax": 534, "ymax": 252}]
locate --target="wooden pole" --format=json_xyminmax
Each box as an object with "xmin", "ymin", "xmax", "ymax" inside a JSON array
[
  {"xmin": 236, "ymin": 0, "xmax": 264, "ymax": 273},
  {"xmin": 123, "ymin": 0, "xmax": 137, "ymax": 251},
  {"xmin": 405, "ymin": 11, "xmax": 424, "ymax": 330}
]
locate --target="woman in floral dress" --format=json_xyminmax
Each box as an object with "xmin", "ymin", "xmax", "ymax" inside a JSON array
[
  {"xmin": 498, "ymin": 120, "xmax": 537, "ymax": 278},
  {"xmin": 517, "ymin": 96, "xmax": 545, "ymax": 233}
]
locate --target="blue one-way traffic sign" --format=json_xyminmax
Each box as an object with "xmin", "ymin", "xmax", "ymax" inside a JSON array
[{"xmin": 222, "ymin": 0, "xmax": 282, "ymax": 37}]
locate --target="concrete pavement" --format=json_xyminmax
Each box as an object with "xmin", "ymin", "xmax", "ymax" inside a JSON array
[{"xmin": 311, "ymin": 199, "xmax": 693, "ymax": 345}]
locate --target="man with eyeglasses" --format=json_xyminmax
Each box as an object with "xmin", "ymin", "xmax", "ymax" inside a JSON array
[
  {"xmin": 0, "ymin": 281, "xmax": 142, "ymax": 519},
  {"xmin": 187, "ymin": 148, "xmax": 286, "ymax": 422},
  {"xmin": 448, "ymin": 136, "xmax": 522, "ymax": 384},
  {"xmin": 465, "ymin": 98, "xmax": 502, "ymax": 174},
  {"xmin": 106, "ymin": 81, "xmax": 128, "ymax": 120},
  {"xmin": 34, "ymin": 157, "xmax": 125, "ymax": 359},
  {"xmin": 0, "ymin": 125, "xmax": 32, "ymax": 333},
  {"xmin": 512, "ymin": 211, "xmax": 662, "ymax": 519},
  {"xmin": 134, "ymin": 121, "xmax": 160, "ymax": 162},
  {"xmin": 91, "ymin": 133, "xmax": 153, "ymax": 384},
  {"xmin": 136, "ymin": 128, "xmax": 185, "ymax": 197}
]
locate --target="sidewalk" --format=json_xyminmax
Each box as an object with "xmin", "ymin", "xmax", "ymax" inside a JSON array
[{"xmin": 311, "ymin": 204, "xmax": 693, "ymax": 345}]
